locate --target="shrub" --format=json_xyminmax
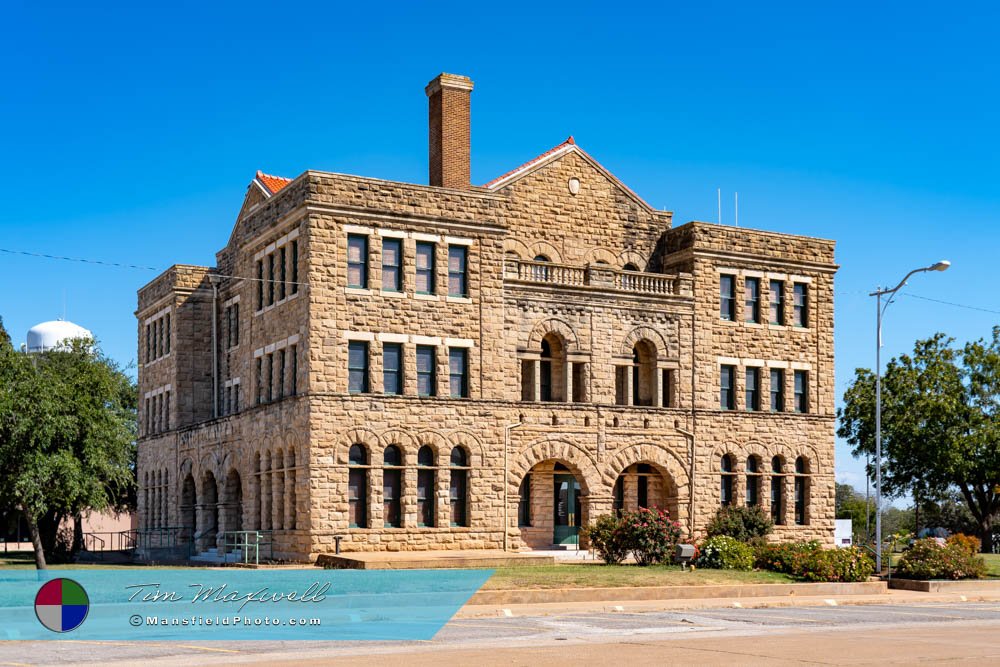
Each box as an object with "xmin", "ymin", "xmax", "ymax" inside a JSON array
[
  {"xmin": 583, "ymin": 507, "xmax": 684, "ymax": 566},
  {"xmin": 946, "ymin": 533, "xmax": 981, "ymax": 556},
  {"xmin": 582, "ymin": 514, "xmax": 631, "ymax": 565},
  {"xmin": 790, "ymin": 546, "xmax": 875, "ymax": 582},
  {"xmin": 620, "ymin": 507, "xmax": 683, "ymax": 566},
  {"xmin": 754, "ymin": 540, "xmax": 821, "ymax": 574},
  {"xmin": 895, "ymin": 538, "xmax": 988, "ymax": 580},
  {"xmin": 695, "ymin": 535, "xmax": 754, "ymax": 570},
  {"xmin": 706, "ymin": 505, "xmax": 774, "ymax": 543}
]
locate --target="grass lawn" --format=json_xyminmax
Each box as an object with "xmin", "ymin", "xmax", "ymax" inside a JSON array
[
  {"xmin": 0, "ymin": 551, "xmax": 188, "ymax": 570},
  {"xmin": 983, "ymin": 553, "xmax": 1000, "ymax": 577},
  {"xmin": 483, "ymin": 564, "xmax": 793, "ymax": 590}
]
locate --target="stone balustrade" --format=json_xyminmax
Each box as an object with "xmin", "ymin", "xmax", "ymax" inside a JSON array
[{"xmin": 506, "ymin": 259, "xmax": 692, "ymax": 297}]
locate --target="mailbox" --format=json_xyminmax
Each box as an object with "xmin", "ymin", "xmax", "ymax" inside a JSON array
[{"xmin": 674, "ymin": 544, "xmax": 696, "ymax": 566}]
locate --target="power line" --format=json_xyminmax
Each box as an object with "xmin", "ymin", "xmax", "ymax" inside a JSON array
[
  {"xmin": 0, "ymin": 247, "xmax": 308, "ymax": 287},
  {"xmin": 899, "ymin": 292, "xmax": 1000, "ymax": 317},
  {"xmin": 0, "ymin": 247, "xmax": 159, "ymax": 271}
]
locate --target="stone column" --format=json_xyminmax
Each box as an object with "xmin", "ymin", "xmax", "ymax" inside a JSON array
[
  {"xmin": 565, "ymin": 360, "xmax": 573, "ymax": 404},
  {"xmin": 272, "ymin": 467, "xmax": 284, "ymax": 531},
  {"xmin": 261, "ymin": 467, "xmax": 271, "ymax": 531},
  {"xmin": 625, "ymin": 365, "xmax": 634, "ymax": 405},
  {"xmin": 532, "ymin": 359, "xmax": 541, "ymax": 402}
]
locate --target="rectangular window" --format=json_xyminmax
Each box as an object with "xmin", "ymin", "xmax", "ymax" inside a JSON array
[
  {"xmin": 521, "ymin": 359, "xmax": 536, "ymax": 401},
  {"xmin": 145, "ymin": 323, "xmax": 151, "ymax": 363},
  {"xmin": 290, "ymin": 345, "xmax": 297, "ymax": 396},
  {"xmin": 720, "ymin": 275, "xmax": 736, "ymax": 321},
  {"xmin": 615, "ymin": 366, "xmax": 627, "ymax": 405},
  {"xmin": 256, "ymin": 259, "xmax": 264, "ymax": 310},
  {"xmin": 256, "ymin": 357, "xmax": 263, "ymax": 405},
  {"xmin": 794, "ymin": 370, "xmax": 809, "ymax": 413},
  {"xmin": 290, "ymin": 240, "xmax": 299, "ymax": 294},
  {"xmin": 265, "ymin": 353, "xmax": 274, "ymax": 402},
  {"xmin": 415, "ymin": 242, "xmax": 435, "ymax": 294},
  {"xmin": 770, "ymin": 369, "xmax": 785, "ymax": 412},
  {"xmin": 383, "ymin": 343, "xmax": 403, "ymax": 395},
  {"xmin": 744, "ymin": 277, "xmax": 760, "ymax": 323},
  {"xmin": 348, "ymin": 341, "xmax": 370, "ymax": 394},
  {"xmin": 573, "ymin": 363, "xmax": 586, "ymax": 403},
  {"xmin": 745, "ymin": 367, "xmax": 760, "ymax": 411},
  {"xmin": 348, "ymin": 468, "xmax": 367, "ymax": 528},
  {"xmin": 518, "ymin": 475, "xmax": 532, "ymax": 527},
  {"xmin": 279, "ymin": 246, "xmax": 287, "ymax": 301},
  {"xmin": 347, "ymin": 234, "xmax": 368, "ymax": 289},
  {"xmin": 277, "ymin": 349, "xmax": 286, "ymax": 400},
  {"xmin": 449, "ymin": 348, "xmax": 469, "ymax": 398},
  {"xmin": 661, "ymin": 369, "xmax": 672, "ymax": 407},
  {"xmin": 416, "ymin": 345, "xmax": 436, "ymax": 397},
  {"xmin": 638, "ymin": 475, "xmax": 649, "ymax": 509},
  {"xmin": 746, "ymin": 475, "xmax": 760, "ymax": 506},
  {"xmin": 233, "ymin": 383, "xmax": 240, "ymax": 412},
  {"xmin": 417, "ymin": 468, "xmax": 435, "ymax": 527},
  {"xmin": 232, "ymin": 304, "xmax": 239, "ymax": 346},
  {"xmin": 163, "ymin": 391, "xmax": 170, "ymax": 430},
  {"xmin": 145, "ymin": 397, "xmax": 150, "ymax": 435},
  {"xmin": 720, "ymin": 364, "xmax": 735, "ymax": 410},
  {"xmin": 795, "ymin": 476, "xmax": 807, "ymax": 525},
  {"xmin": 448, "ymin": 245, "xmax": 468, "ymax": 297},
  {"xmin": 771, "ymin": 476, "xmax": 784, "ymax": 524},
  {"xmin": 793, "ymin": 283, "xmax": 808, "ymax": 327},
  {"xmin": 224, "ymin": 386, "xmax": 231, "ymax": 416},
  {"xmin": 267, "ymin": 253, "xmax": 275, "ymax": 306},
  {"xmin": 381, "ymin": 238, "xmax": 403, "ymax": 292},
  {"xmin": 769, "ymin": 280, "xmax": 784, "ymax": 325},
  {"xmin": 164, "ymin": 314, "xmax": 170, "ymax": 354}
]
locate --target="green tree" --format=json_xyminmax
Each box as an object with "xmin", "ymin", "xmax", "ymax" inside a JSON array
[
  {"xmin": 838, "ymin": 330, "xmax": 1000, "ymax": 551},
  {"xmin": 0, "ymin": 329, "xmax": 136, "ymax": 569}
]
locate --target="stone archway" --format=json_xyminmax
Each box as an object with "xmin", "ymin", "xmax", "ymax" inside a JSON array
[
  {"xmin": 199, "ymin": 470, "xmax": 219, "ymax": 553},
  {"xmin": 222, "ymin": 468, "xmax": 243, "ymax": 538},
  {"xmin": 180, "ymin": 473, "xmax": 197, "ymax": 546}
]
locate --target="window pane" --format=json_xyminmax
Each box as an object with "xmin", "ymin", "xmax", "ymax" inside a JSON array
[
  {"xmin": 416, "ymin": 345, "xmax": 436, "ymax": 396},
  {"xmin": 382, "ymin": 238, "xmax": 402, "ymax": 291},
  {"xmin": 348, "ymin": 342, "xmax": 369, "ymax": 393},
  {"xmin": 383, "ymin": 343, "xmax": 402, "ymax": 395},
  {"xmin": 416, "ymin": 242, "xmax": 435, "ymax": 294},
  {"xmin": 448, "ymin": 246, "xmax": 468, "ymax": 297},
  {"xmin": 745, "ymin": 367, "xmax": 759, "ymax": 411},
  {"xmin": 720, "ymin": 365, "xmax": 734, "ymax": 409},
  {"xmin": 348, "ymin": 235, "xmax": 368, "ymax": 288},
  {"xmin": 770, "ymin": 369, "xmax": 784, "ymax": 412},
  {"xmin": 449, "ymin": 348, "xmax": 468, "ymax": 398},
  {"xmin": 744, "ymin": 277, "xmax": 759, "ymax": 323},
  {"xmin": 719, "ymin": 275, "xmax": 735, "ymax": 320},
  {"xmin": 769, "ymin": 280, "xmax": 784, "ymax": 324},
  {"xmin": 793, "ymin": 283, "xmax": 808, "ymax": 327}
]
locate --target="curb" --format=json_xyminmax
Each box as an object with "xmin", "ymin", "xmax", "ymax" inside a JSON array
[
  {"xmin": 468, "ymin": 581, "xmax": 886, "ymax": 605},
  {"xmin": 456, "ymin": 590, "xmax": 1000, "ymax": 619}
]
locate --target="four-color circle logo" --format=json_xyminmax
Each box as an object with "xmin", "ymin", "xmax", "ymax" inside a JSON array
[{"xmin": 35, "ymin": 578, "xmax": 90, "ymax": 632}]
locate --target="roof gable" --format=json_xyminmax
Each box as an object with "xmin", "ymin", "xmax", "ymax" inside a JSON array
[{"xmin": 484, "ymin": 137, "xmax": 659, "ymax": 213}]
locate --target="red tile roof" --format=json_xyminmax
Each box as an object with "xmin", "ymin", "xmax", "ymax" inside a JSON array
[
  {"xmin": 256, "ymin": 170, "xmax": 293, "ymax": 195},
  {"xmin": 483, "ymin": 137, "xmax": 576, "ymax": 189}
]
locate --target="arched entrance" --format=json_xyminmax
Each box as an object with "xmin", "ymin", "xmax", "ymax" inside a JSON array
[
  {"xmin": 517, "ymin": 460, "xmax": 588, "ymax": 548},
  {"xmin": 611, "ymin": 462, "xmax": 679, "ymax": 519},
  {"xmin": 180, "ymin": 473, "xmax": 197, "ymax": 545},
  {"xmin": 223, "ymin": 469, "xmax": 243, "ymax": 535},
  {"xmin": 199, "ymin": 471, "xmax": 218, "ymax": 552}
]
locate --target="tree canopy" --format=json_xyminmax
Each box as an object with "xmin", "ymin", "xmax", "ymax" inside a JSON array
[
  {"xmin": 838, "ymin": 328, "xmax": 1000, "ymax": 550},
  {"xmin": 0, "ymin": 322, "xmax": 136, "ymax": 568}
]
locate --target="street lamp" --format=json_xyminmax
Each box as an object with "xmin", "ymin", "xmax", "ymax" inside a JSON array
[{"xmin": 870, "ymin": 260, "xmax": 950, "ymax": 573}]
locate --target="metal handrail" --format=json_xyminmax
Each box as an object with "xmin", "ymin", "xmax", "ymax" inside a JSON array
[{"xmin": 221, "ymin": 530, "xmax": 274, "ymax": 565}]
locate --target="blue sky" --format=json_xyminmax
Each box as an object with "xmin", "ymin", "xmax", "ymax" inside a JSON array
[{"xmin": 1, "ymin": 2, "xmax": 997, "ymax": 493}]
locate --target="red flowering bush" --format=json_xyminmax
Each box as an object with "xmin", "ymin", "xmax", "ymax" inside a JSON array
[
  {"xmin": 583, "ymin": 507, "xmax": 683, "ymax": 566},
  {"xmin": 621, "ymin": 508, "xmax": 684, "ymax": 565},
  {"xmin": 896, "ymin": 538, "xmax": 987, "ymax": 580}
]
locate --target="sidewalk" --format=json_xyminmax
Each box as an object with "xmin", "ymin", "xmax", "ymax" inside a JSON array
[{"xmin": 457, "ymin": 586, "xmax": 1000, "ymax": 618}]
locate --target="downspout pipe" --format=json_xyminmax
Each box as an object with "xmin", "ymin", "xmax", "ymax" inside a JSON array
[
  {"xmin": 209, "ymin": 275, "xmax": 221, "ymax": 420},
  {"xmin": 503, "ymin": 422, "xmax": 523, "ymax": 552},
  {"xmin": 676, "ymin": 427, "xmax": 696, "ymax": 539}
]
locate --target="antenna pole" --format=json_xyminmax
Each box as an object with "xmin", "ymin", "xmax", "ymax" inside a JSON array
[
  {"xmin": 735, "ymin": 192, "xmax": 739, "ymax": 227},
  {"xmin": 717, "ymin": 188, "xmax": 722, "ymax": 225}
]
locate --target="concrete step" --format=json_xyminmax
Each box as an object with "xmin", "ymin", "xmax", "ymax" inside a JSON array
[{"xmin": 317, "ymin": 549, "xmax": 557, "ymax": 570}]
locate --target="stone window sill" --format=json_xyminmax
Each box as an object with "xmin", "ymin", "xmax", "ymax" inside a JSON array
[
  {"xmin": 414, "ymin": 293, "xmax": 440, "ymax": 301},
  {"xmin": 345, "ymin": 287, "xmax": 372, "ymax": 296}
]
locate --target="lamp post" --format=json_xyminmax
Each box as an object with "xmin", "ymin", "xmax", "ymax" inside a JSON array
[{"xmin": 870, "ymin": 260, "xmax": 950, "ymax": 573}]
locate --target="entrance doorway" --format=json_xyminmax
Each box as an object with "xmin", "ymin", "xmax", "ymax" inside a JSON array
[{"xmin": 553, "ymin": 474, "xmax": 581, "ymax": 545}]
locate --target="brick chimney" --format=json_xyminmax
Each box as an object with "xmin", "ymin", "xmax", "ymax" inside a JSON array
[{"xmin": 426, "ymin": 73, "xmax": 474, "ymax": 189}]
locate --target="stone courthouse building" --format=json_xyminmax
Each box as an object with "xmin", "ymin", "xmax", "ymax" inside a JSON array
[{"xmin": 136, "ymin": 73, "xmax": 838, "ymax": 560}]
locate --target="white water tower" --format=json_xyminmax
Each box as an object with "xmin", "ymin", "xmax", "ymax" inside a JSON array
[{"xmin": 25, "ymin": 319, "xmax": 93, "ymax": 353}]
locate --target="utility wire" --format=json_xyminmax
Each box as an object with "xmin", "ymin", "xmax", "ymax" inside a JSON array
[{"xmin": 899, "ymin": 292, "xmax": 1000, "ymax": 317}]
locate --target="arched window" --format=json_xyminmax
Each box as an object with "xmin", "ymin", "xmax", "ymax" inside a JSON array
[
  {"xmin": 794, "ymin": 456, "xmax": 809, "ymax": 525},
  {"xmin": 534, "ymin": 255, "xmax": 550, "ymax": 262},
  {"xmin": 383, "ymin": 445, "xmax": 403, "ymax": 528},
  {"xmin": 720, "ymin": 454, "xmax": 735, "ymax": 506},
  {"xmin": 538, "ymin": 334, "xmax": 566, "ymax": 403},
  {"xmin": 417, "ymin": 446, "xmax": 436, "ymax": 527},
  {"xmin": 637, "ymin": 463, "xmax": 652, "ymax": 508},
  {"xmin": 532, "ymin": 255, "xmax": 551, "ymax": 282},
  {"xmin": 771, "ymin": 456, "xmax": 785, "ymax": 525},
  {"xmin": 449, "ymin": 447, "xmax": 469, "ymax": 527},
  {"xmin": 518, "ymin": 475, "xmax": 532, "ymax": 527},
  {"xmin": 272, "ymin": 448, "xmax": 284, "ymax": 530},
  {"xmin": 746, "ymin": 456, "xmax": 761, "ymax": 507},
  {"xmin": 348, "ymin": 444, "xmax": 368, "ymax": 528},
  {"xmin": 286, "ymin": 448, "xmax": 297, "ymax": 530},
  {"xmin": 623, "ymin": 262, "xmax": 640, "ymax": 272}
]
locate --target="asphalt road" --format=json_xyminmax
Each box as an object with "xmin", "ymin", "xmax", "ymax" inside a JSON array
[{"xmin": 4, "ymin": 602, "xmax": 1000, "ymax": 666}]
